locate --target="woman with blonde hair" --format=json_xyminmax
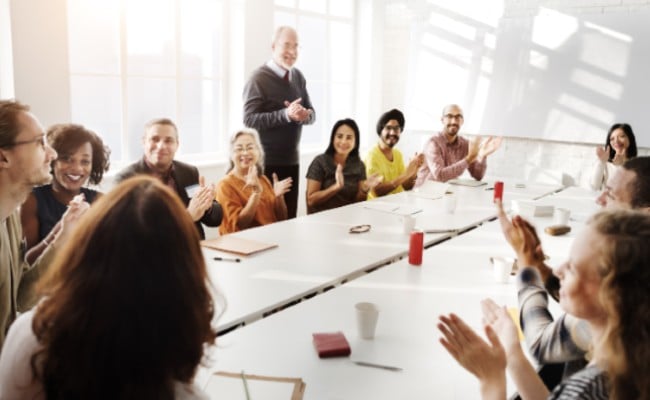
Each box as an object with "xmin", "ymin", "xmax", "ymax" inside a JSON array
[
  {"xmin": 438, "ymin": 209, "xmax": 650, "ymax": 400},
  {"xmin": 216, "ymin": 128, "xmax": 292, "ymax": 234},
  {"xmin": 0, "ymin": 176, "xmax": 217, "ymax": 399}
]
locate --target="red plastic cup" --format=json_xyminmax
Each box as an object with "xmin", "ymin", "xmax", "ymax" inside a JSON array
[
  {"xmin": 409, "ymin": 230, "xmax": 424, "ymax": 266},
  {"xmin": 493, "ymin": 181, "xmax": 504, "ymax": 203}
]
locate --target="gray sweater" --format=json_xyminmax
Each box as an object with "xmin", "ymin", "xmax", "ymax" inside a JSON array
[{"xmin": 242, "ymin": 65, "xmax": 315, "ymax": 165}]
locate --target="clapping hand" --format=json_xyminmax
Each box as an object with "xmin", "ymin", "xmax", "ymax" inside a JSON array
[
  {"xmin": 334, "ymin": 164, "xmax": 344, "ymax": 190},
  {"xmin": 272, "ymin": 172, "xmax": 292, "ymax": 197},
  {"xmin": 496, "ymin": 199, "xmax": 546, "ymax": 276},
  {"xmin": 406, "ymin": 153, "xmax": 425, "ymax": 176},
  {"xmin": 187, "ymin": 176, "xmax": 215, "ymax": 221},
  {"xmin": 365, "ymin": 173, "xmax": 383, "ymax": 191},
  {"xmin": 284, "ymin": 98, "xmax": 312, "ymax": 122},
  {"xmin": 438, "ymin": 313, "xmax": 507, "ymax": 382},
  {"xmin": 481, "ymin": 299, "xmax": 521, "ymax": 358},
  {"xmin": 56, "ymin": 194, "xmax": 91, "ymax": 243},
  {"xmin": 596, "ymin": 145, "xmax": 609, "ymax": 163},
  {"xmin": 477, "ymin": 136, "xmax": 503, "ymax": 162}
]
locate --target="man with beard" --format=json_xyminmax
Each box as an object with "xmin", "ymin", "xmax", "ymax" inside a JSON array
[
  {"xmin": 364, "ymin": 109, "xmax": 423, "ymax": 200},
  {"xmin": 0, "ymin": 100, "xmax": 87, "ymax": 350},
  {"xmin": 415, "ymin": 104, "xmax": 501, "ymax": 186},
  {"xmin": 243, "ymin": 26, "xmax": 315, "ymax": 219},
  {"xmin": 116, "ymin": 118, "xmax": 222, "ymax": 240}
]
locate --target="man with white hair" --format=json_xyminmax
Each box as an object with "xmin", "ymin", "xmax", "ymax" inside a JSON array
[{"xmin": 243, "ymin": 26, "xmax": 316, "ymax": 219}]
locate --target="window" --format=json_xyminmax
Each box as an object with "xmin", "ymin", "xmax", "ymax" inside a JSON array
[
  {"xmin": 274, "ymin": 0, "xmax": 355, "ymax": 150},
  {"xmin": 67, "ymin": 0, "xmax": 223, "ymax": 163}
]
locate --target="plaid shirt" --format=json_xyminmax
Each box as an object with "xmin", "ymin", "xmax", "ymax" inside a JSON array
[
  {"xmin": 415, "ymin": 131, "xmax": 486, "ymax": 186},
  {"xmin": 517, "ymin": 267, "xmax": 591, "ymax": 377}
]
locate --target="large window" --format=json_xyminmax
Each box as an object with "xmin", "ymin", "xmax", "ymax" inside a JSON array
[
  {"xmin": 274, "ymin": 0, "xmax": 355, "ymax": 150},
  {"xmin": 67, "ymin": 0, "xmax": 223, "ymax": 163}
]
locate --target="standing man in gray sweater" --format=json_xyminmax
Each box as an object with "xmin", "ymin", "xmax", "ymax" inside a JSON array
[{"xmin": 243, "ymin": 26, "xmax": 316, "ymax": 219}]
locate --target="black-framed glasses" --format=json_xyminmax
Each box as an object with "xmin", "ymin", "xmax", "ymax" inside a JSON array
[{"xmin": 1, "ymin": 134, "xmax": 46, "ymax": 149}]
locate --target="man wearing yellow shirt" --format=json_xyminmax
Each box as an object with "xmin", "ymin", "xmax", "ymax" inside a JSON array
[{"xmin": 364, "ymin": 109, "xmax": 423, "ymax": 200}]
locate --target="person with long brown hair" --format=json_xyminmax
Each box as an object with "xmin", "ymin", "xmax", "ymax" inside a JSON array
[
  {"xmin": 0, "ymin": 176, "xmax": 217, "ymax": 399},
  {"xmin": 438, "ymin": 209, "xmax": 650, "ymax": 400}
]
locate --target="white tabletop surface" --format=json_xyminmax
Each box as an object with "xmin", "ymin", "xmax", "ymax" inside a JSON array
[{"xmin": 206, "ymin": 182, "xmax": 566, "ymax": 333}]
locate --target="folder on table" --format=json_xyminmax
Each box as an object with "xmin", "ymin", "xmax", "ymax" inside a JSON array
[
  {"xmin": 201, "ymin": 235, "xmax": 278, "ymax": 256},
  {"xmin": 204, "ymin": 371, "xmax": 305, "ymax": 400}
]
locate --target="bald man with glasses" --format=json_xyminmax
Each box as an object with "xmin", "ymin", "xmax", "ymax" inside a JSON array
[{"xmin": 415, "ymin": 104, "xmax": 502, "ymax": 186}]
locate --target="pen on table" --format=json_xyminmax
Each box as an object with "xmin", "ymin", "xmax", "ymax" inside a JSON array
[
  {"xmin": 485, "ymin": 187, "xmax": 494, "ymax": 191},
  {"xmin": 214, "ymin": 256, "xmax": 241, "ymax": 262},
  {"xmin": 353, "ymin": 360, "xmax": 403, "ymax": 372},
  {"xmin": 240, "ymin": 370, "xmax": 251, "ymax": 400}
]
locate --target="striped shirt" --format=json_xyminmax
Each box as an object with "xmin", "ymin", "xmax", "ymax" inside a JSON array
[
  {"xmin": 517, "ymin": 267, "xmax": 591, "ymax": 379},
  {"xmin": 548, "ymin": 365, "xmax": 609, "ymax": 400},
  {"xmin": 415, "ymin": 131, "xmax": 486, "ymax": 186}
]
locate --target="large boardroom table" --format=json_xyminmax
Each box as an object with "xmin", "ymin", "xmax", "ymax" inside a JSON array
[
  {"xmin": 206, "ymin": 181, "xmax": 566, "ymax": 334},
  {"xmin": 196, "ymin": 184, "xmax": 600, "ymax": 399}
]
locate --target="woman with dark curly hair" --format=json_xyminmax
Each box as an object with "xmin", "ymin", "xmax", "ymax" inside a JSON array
[
  {"xmin": 0, "ymin": 176, "xmax": 218, "ymax": 399},
  {"xmin": 20, "ymin": 123, "xmax": 110, "ymax": 258}
]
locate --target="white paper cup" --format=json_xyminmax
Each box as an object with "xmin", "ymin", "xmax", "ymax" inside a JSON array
[
  {"xmin": 355, "ymin": 302, "xmax": 379, "ymax": 339},
  {"xmin": 402, "ymin": 215, "xmax": 416, "ymax": 235},
  {"xmin": 443, "ymin": 193, "xmax": 457, "ymax": 214},
  {"xmin": 553, "ymin": 207, "xmax": 570, "ymax": 225},
  {"xmin": 492, "ymin": 256, "xmax": 512, "ymax": 284}
]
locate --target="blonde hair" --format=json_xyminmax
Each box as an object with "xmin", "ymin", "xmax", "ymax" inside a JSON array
[{"xmin": 589, "ymin": 209, "xmax": 650, "ymax": 400}]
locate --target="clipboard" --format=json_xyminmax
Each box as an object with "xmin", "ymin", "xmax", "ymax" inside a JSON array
[
  {"xmin": 201, "ymin": 235, "xmax": 278, "ymax": 256},
  {"xmin": 204, "ymin": 371, "xmax": 305, "ymax": 400}
]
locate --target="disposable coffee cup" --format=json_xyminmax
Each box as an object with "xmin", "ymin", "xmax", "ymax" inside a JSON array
[
  {"xmin": 553, "ymin": 207, "xmax": 570, "ymax": 225},
  {"xmin": 402, "ymin": 215, "xmax": 416, "ymax": 235},
  {"xmin": 443, "ymin": 193, "xmax": 457, "ymax": 214},
  {"xmin": 355, "ymin": 302, "xmax": 379, "ymax": 339},
  {"xmin": 492, "ymin": 256, "xmax": 512, "ymax": 284}
]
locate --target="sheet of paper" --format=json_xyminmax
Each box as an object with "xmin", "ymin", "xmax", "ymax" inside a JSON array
[
  {"xmin": 410, "ymin": 181, "xmax": 450, "ymax": 200},
  {"xmin": 363, "ymin": 201, "xmax": 422, "ymax": 216}
]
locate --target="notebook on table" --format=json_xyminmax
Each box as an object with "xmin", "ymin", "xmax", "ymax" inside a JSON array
[
  {"xmin": 201, "ymin": 235, "xmax": 278, "ymax": 256},
  {"xmin": 447, "ymin": 178, "xmax": 487, "ymax": 187}
]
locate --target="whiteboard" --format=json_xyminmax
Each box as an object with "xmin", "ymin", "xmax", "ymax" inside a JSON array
[{"xmin": 404, "ymin": 6, "xmax": 650, "ymax": 147}]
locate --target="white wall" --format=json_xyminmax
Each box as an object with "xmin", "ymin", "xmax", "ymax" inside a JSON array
[{"xmin": 377, "ymin": 0, "xmax": 650, "ymax": 187}]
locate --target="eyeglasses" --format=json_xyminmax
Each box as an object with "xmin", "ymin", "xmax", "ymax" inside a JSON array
[
  {"xmin": 383, "ymin": 125, "xmax": 401, "ymax": 133},
  {"xmin": 1, "ymin": 134, "xmax": 46, "ymax": 149},
  {"xmin": 443, "ymin": 114, "xmax": 463, "ymax": 120}
]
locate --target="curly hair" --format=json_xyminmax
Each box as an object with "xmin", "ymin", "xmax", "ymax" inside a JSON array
[
  {"xmin": 46, "ymin": 123, "xmax": 111, "ymax": 185},
  {"xmin": 31, "ymin": 176, "xmax": 217, "ymax": 399},
  {"xmin": 590, "ymin": 209, "xmax": 650, "ymax": 400}
]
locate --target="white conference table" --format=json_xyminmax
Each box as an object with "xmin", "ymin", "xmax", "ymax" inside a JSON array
[
  {"xmin": 197, "ymin": 241, "xmax": 521, "ymax": 399},
  {"xmin": 196, "ymin": 189, "xmax": 587, "ymax": 399},
  {"xmin": 205, "ymin": 181, "xmax": 564, "ymax": 333}
]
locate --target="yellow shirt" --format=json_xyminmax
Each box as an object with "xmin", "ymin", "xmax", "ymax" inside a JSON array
[{"xmin": 364, "ymin": 144, "xmax": 406, "ymax": 200}]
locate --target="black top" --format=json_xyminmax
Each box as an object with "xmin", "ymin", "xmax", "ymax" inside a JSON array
[{"xmin": 33, "ymin": 184, "xmax": 99, "ymax": 240}]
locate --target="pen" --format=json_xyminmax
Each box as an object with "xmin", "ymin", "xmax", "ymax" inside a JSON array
[
  {"xmin": 485, "ymin": 187, "xmax": 494, "ymax": 191},
  {"xmin": 353, "ymin": 360, "xmax": 403, "ymax": 372},
  {"xmin": 214, "ymin": 256, "xmax": 241, "ymax": 262},
  {"xmin": 241, "ymin": 370, "xmax": 251, "ymax": 400}
]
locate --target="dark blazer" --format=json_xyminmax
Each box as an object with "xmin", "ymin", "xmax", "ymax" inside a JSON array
[{"xmin": 115, "ymin": 158, "xmax": 222, "ymax": 239}]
